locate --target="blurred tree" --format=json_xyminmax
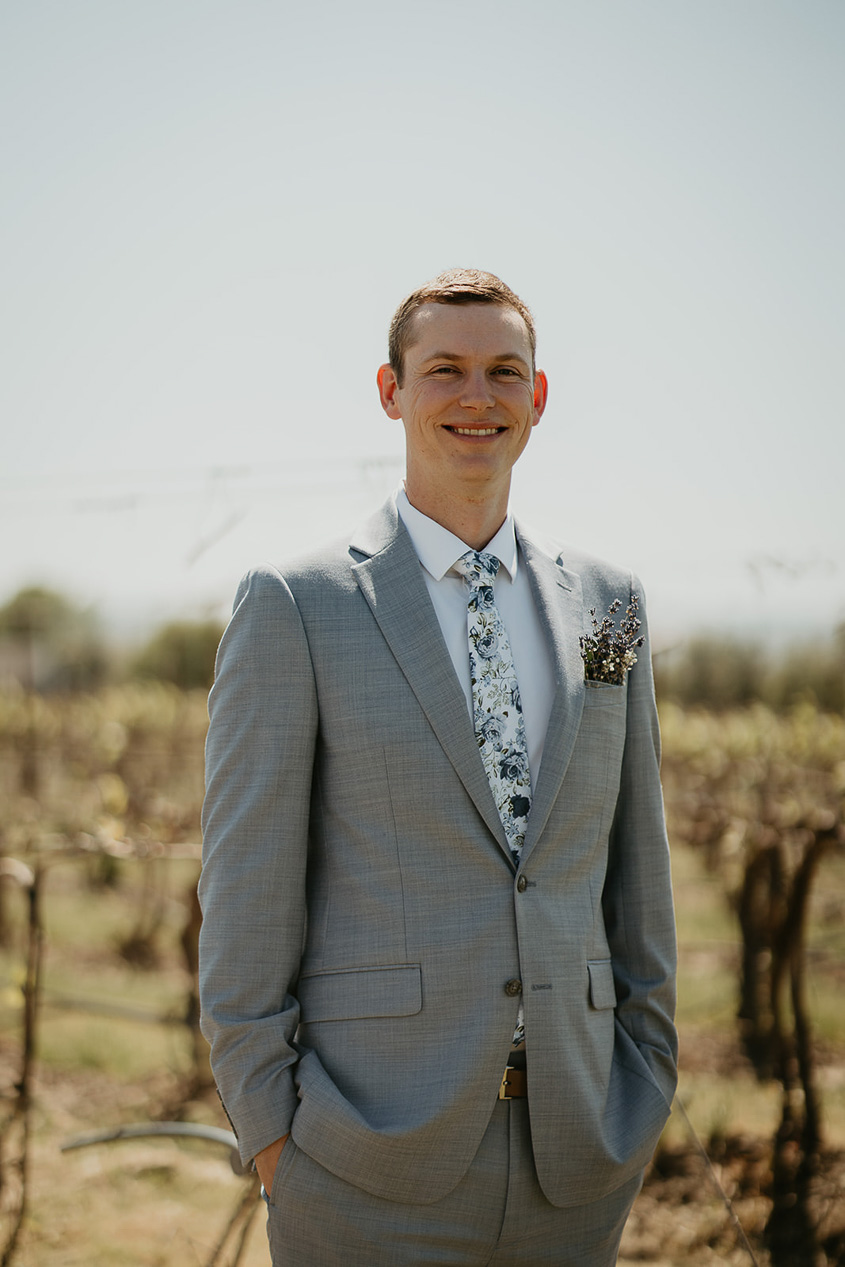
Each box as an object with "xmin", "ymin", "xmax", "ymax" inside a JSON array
[
  {"xmin": 131, "ymin": 619, "xmax": 223, "ymax": 690},
  {"xmin": 0, "ymin": 586, "xmax": 70, "ymax": 638},
  {"xmin": 654, "ymin": 636, "xmax": 767, "ymax": 709},
  {"xmin": 0, "ymin": 586, "xmax": 106, "ymax": 692},
  {"xmin": 655, "ymin": 629, "xmax": 845, "ymax": 714},
  {"xmin": 768, "ymin": 623, "xmax": 845, "ymax": 713}
]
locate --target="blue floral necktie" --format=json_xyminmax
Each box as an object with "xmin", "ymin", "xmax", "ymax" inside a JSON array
[
  {"xmin": 455, "ymin": 550, "xmax": 531, "ymax": 1046},
  {"xmin": 454, "ymin": 551, "xmax": 532, "ymax": 863}
]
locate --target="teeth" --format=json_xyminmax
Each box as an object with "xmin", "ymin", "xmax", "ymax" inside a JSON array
[{"xmin": 451, "ymin": 427, "xmax": 499, "ymax": 436}]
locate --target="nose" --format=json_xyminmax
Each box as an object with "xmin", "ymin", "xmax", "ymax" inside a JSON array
[{"xmin": 459, "ymin": 370, "xmax": 495, "ymax": 410}]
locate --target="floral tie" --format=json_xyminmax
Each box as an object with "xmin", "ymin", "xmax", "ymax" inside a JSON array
[{"xmin": 455, "ymin": 550, "xmax": 531, "ymax": 1046}]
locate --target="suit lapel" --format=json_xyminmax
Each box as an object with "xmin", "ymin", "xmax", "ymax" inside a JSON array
[
  {"xmin": 350, "ymin": 502, "xmax": 512, "ymax": 858},
  {"xmin": 516, "ymin": 529, "xmax": 586, "ymax": 857}
]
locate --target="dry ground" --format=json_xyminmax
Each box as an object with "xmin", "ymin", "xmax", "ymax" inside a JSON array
[
  {"xmin": 3, "ymin": 1028, "xmax": 845, "ymax": 1266},
  {"xmin": 1, "ymin": 819, "xmax": 843, "ymax": 1264}
]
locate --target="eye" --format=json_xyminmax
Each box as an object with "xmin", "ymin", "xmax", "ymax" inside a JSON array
[
  {"xmin": 492, "ymin": 366, "xmax": 522, "ymax": 378},
  {"xmin": 430, "ymin": 365, "xmax": 460, "ymax": 376}
]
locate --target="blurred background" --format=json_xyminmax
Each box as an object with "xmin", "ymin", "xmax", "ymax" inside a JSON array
[
  {"xmin": 1, "ymin": 3, "xmax": 844, "ymax": 1265},
  {"xmin": 2, "ymin": 0, "xmax": 843, "ymax": 649}
]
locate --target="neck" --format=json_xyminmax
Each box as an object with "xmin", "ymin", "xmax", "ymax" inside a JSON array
[{"xmin": 402, "ymin": 479, "xmax": 510, "ymax": 550}]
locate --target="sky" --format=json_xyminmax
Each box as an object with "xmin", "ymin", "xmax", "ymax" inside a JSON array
[{"xmin": 2, "ymin": 0, "xmax": 843, "ymax": 648}]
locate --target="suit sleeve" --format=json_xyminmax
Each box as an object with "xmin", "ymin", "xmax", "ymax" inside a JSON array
[
  {"xmin": 198, "ymin": 565, "xmax": 318, "ymax": 1166},
  {"xmin": 602, "ymin": 577, "xmax": 678, "ymax": 1106}
]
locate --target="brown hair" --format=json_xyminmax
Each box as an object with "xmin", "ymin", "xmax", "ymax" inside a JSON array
[{"xmin": 387, "ymin": 268, "xmax": 536, "ymax": 385}]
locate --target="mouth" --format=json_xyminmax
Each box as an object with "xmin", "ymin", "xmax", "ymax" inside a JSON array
[{"xmin": 445, "ymin": 426, "xmax": 505, "ymax": 437}]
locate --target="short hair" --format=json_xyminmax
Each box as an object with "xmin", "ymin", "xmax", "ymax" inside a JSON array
[{"xmin": 387, "ymin": 268, "xmax": 536, "ymax": 385}]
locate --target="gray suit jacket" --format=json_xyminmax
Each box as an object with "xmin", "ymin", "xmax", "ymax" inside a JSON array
[{"xmin": 198, "ymin": 496, "xmax": 677, "ymax": 1209}]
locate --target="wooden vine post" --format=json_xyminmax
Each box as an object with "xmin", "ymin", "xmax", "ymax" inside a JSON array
[{"xmin": 0, "ymin": 859, "xmax": 44, "ymax": 1267}]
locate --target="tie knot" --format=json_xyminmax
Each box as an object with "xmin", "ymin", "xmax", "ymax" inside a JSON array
[{"xmin": 455, "ymin": 550, "xmax": 500, "ymax": 587}]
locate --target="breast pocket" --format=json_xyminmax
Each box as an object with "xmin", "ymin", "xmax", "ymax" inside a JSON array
[
  {"xmin": 584, "ymin": 680, "xmax": 626, "ymax": 702},
  {"xmin": 573, "ymin": 681, "xmax": 628, "ymax": 800}
]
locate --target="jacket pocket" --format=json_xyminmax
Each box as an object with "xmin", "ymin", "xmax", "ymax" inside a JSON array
[
  {"xmin": 587, "ymin": 959, "xmax": 617, "ymax": 1010},
  {"xmin": 297, "ymin": 963, "xmax": 422, "ymax": 1023},
  {"xmin": 584, "ymin": 679, "xmax": 626, "ymax": 702}
]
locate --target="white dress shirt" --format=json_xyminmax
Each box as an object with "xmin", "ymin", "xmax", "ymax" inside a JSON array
[{"xmin": 396, "ymin": 488, "xmax": 555, "ymax": 778}]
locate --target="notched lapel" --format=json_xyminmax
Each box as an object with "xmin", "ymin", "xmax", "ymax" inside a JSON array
[
  {"xmin": 351, "ymin": 506, "xmax": 512, "ymax": 858},
  {"xmin": 516, "ymin": 533, "xmax": 586, "ymax": 855}
]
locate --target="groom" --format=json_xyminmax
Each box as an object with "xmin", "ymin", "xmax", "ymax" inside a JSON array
[{"xmin": 199, "ymin": 268, "xmax": 677, "ymax": 1265}]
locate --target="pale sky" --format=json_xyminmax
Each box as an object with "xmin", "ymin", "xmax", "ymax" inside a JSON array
[{"xmin": 2, "ymin": 0, "xmax": 843, "ymax": 646}]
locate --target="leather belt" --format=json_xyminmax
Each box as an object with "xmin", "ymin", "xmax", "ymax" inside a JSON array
[{"xmin": 498, "ymin": 1065, "xmax": 527, "ymax": 1099}]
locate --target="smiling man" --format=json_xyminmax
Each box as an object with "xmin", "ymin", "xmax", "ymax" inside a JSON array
[
  {"xmin": 199, "ymin": 269, "xmax": 678, "ymax": 1266},
  {"xmin": 377, "ymin": 298, "xmax": 547, "ymax": 547}
]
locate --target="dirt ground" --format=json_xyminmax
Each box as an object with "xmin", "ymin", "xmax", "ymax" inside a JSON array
[
  {"xmin": 618, "ymin": 1029, "xmax": 845, "ymax": 1267},
  {"xmin": 3, "ymin": 1033, "xmax": 845, "ymax": 1267}
]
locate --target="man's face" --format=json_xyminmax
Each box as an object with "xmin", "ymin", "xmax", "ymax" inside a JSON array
[{"xmin": 377, "ymin": 303, "xmax": 547, "ymax": 510}]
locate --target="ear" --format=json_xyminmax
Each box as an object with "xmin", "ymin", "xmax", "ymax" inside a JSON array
[
  {"xmin": 377, "ymin": 364, "xmax": 403, "ymax": 419},
  {"xmin": 532, "ymin": 369, "xmax": 549, "ymax": 425}
]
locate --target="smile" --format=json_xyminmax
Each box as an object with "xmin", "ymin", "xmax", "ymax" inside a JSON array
[{"xmin": 447, "ymin": 426, "xmax": 503, "ymax": 437}]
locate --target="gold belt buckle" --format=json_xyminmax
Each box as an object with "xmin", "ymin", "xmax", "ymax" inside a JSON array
[{"xmin": 498, "ymin": 1066, "xmax": 516, "ymax": 1100}]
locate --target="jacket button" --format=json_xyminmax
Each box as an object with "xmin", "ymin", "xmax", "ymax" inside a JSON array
[
  {"xmin": 504, "ymin": 978, "xmax": 522, "ymax": 997},
  {"xmin": 517, "ymin": 875, "xmax": 528, "ymax": 892}
]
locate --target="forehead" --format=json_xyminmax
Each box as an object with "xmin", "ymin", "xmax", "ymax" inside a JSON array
[{"xmin": 405, "ymin": 302, "xmax": 533, "ymax": 362}]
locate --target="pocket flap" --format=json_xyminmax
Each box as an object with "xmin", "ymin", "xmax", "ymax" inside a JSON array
[
  {"xmin": 298, "ymin": 964, "xmax": 422, "ymax": 1023},
  {"xmin": 587, "ymin": 959, "xmax": 617, "ymax": 1010}
]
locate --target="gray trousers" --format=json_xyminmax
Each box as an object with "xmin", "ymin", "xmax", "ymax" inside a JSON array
[{"xmin": 266, "ymin": 1099, "xmax": 643, "ymax": 1266}]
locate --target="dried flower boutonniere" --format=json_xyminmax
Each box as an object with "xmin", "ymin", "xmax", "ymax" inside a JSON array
[{"xmin": 580, "ymin": 596, "xmax": 644, "ymax": 685}]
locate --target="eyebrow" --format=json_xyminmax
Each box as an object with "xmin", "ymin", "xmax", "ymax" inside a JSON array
[{"xmin": 421, "ymin": 351, "xmax": 532, "ymax": 371}]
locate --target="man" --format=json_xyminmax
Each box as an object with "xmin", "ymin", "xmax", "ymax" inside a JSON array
[{"xmin": 199, "ymin": 269, "xmax": 677, "ymax": 1265}]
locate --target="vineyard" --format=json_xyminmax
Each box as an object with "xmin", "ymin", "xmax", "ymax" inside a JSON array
[{"xmin": 1, "ymin": 686, "xmax": 843, "ymax": 1266}]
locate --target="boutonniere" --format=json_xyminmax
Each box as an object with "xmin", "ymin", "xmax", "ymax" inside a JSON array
[{"xmin": 580, "ymin": 596, "xmax": 644, "ymax": 685}]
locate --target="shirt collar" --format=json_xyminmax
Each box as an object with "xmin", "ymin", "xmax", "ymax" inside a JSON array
[{"xmin": 396, "ymin": 487, "xmax": 519, "ymax": 582}]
